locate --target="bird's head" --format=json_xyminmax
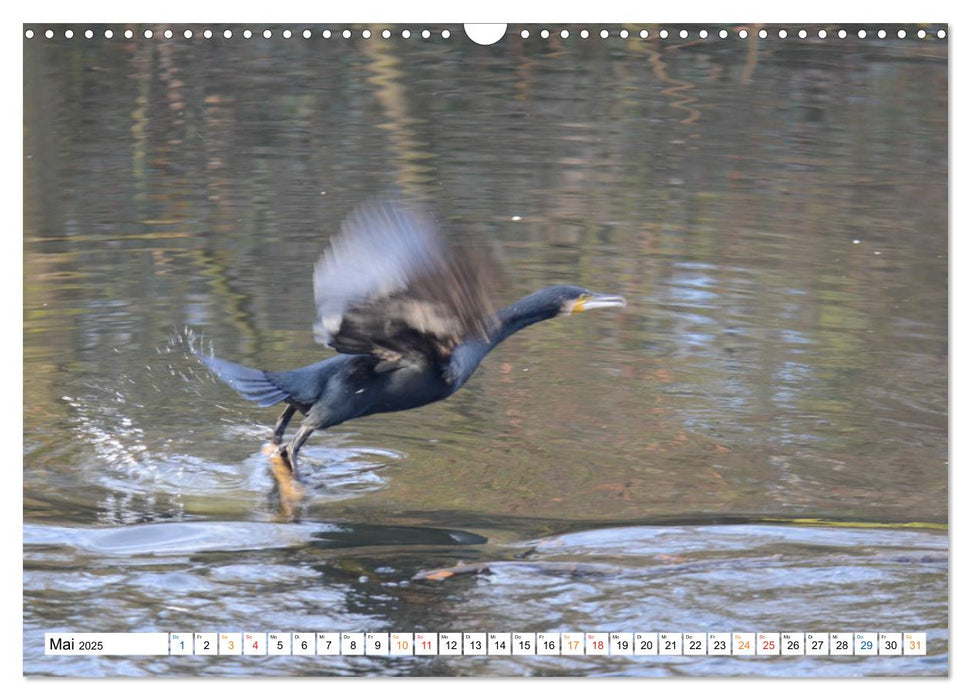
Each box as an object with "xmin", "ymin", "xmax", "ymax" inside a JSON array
[
  {"xmin": 488, "ymin": 284, "xmax": 627, "ymax": 349},
  {"xmin": 544, "ymin": 284, "xmax": 627, "ymax": 317}
]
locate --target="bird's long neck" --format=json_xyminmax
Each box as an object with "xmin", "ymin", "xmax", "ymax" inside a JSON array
[
  {"xmin": 488, "ymin": 291, "xmax": 560, "ymax": 349},
  {"xmin": 446, "ymin": 289, "xmax": 561, "ymax": 390}
]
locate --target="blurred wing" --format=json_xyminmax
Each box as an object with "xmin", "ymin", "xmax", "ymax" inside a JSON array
[{"xmin": 313, "ymin": 201, "xmax": 497, "ymax": 367}]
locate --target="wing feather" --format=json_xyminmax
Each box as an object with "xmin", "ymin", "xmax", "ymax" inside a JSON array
[{"xmin": 313, "ymin": 201, "xmax": 497, "ymax": 367}]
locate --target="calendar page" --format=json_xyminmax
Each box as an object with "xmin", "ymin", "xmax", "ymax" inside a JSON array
[{"xmin": 22, "ymin": 14, "xmax": 948, "ymax": 680}]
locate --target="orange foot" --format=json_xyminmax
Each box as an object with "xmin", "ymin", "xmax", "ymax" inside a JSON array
[{"xmin": 267, "ymin": 447, "xmax": 304, "ymax": 519}]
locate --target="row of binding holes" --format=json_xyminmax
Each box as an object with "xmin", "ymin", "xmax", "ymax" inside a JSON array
[
  {"xmin": 24, "ymin": 27, "xmax": 948, "ymax": 40},
  {"xmin": 23, "ymin": 28, "xmax": 452, "ymax": 39},
  {"xmin": 523, "ymin": 28, "xmax": 947, "ymax": 40}
]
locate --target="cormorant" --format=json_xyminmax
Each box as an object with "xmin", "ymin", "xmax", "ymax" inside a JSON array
[{"xmin": 198, "ymin": 201, "xmax": 626, "ymax": 474}]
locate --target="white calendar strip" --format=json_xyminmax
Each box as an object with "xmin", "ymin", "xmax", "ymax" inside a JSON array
[{"xmin": 46, "ymin": 632, "xmax": 927, "ymax": 657}]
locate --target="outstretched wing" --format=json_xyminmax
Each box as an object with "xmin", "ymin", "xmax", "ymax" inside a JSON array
[{"xmin": 313, "ymin": 201, "xmax": 497, "ymax": 368}]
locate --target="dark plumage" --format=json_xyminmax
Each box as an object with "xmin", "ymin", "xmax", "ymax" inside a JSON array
[{"xmin": 199, "ymin": 201, "xmax": 626, "ymax": 474}]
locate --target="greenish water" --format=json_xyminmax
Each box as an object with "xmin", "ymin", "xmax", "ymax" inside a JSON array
[{"xmin": 23, "ymin": 25, "xmax": 947, "ymax": 676}]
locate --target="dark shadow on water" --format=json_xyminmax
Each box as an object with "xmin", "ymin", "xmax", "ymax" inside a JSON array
[{"xmin": 307, "ymin": 523, "xmax": 488, "ymax": 549}]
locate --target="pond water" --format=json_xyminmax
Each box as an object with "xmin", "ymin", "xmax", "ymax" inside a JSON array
[{"xmin": 23, "ymin": 24, "xmax": 948, "ymax": 677}]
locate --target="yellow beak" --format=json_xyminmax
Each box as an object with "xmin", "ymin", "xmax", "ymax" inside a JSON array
[{"xmin": 572, "ymin": 293, "xmax": 627, "ymax": 314}]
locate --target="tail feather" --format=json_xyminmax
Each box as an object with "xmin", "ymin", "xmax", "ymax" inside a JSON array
[{"xmin": 197, "ymin": 353, "xmax": 290, "ymax": 407}]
